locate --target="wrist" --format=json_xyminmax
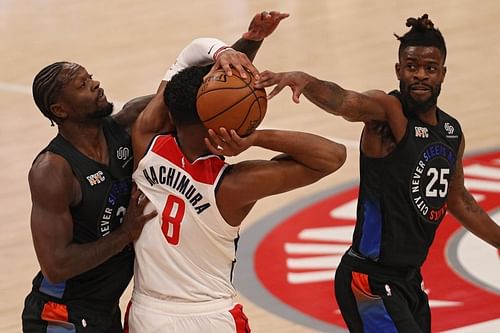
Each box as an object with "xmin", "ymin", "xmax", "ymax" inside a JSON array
[
  {"xmin": 213, "ymin": 46, "xmax": 233, "ymax": 61},
  {"xmin": 242, "ymin": 32, "xmax": 265, "ymax": 42}
]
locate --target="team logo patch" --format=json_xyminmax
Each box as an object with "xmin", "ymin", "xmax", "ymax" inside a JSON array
[
  {"xmin": 86, "ymin": 170, "xmax": 105, "ymax": 186},
  {"xmin": 415, "ymin": 126, "xmax": 429, "ymax": 138},
  {"xmin": 235, "ymin": 150, "xmax": 500, "ymax": 332}
]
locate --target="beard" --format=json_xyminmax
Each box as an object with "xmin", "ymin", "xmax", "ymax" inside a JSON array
[
  {"xmin": 399, "ymin": 81, "xmax": 441, "ymax": 114},
  {"xmin": 88, "ymin": 101, "xmax": 114, "ymax": 119}
]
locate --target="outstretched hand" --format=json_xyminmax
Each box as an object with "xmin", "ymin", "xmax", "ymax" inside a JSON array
[
  {"xmin": 204, "ymin": 128, "xmax": 255, "ymax": 157},
  {"xmin": 243, "ymin": 11, "xmax": 290, "ymax": 41},
  {"xmin": 255, "ymin": 70, "xmax": 310, "ymax": 103}
]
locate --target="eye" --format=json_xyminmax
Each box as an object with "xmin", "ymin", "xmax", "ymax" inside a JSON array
[
  {"xmin": 407, "ymin": 64, "xmax": 417, "ymax": 71},
  {"xmin": 427, "ymin": 65, "xmax": 437, "ymax": 72}
]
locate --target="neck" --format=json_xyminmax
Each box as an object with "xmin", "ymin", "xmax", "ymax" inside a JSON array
[
  {"xmin": 414, "ymin": 105, "xmax": 439, "ymax": 126},
  {"xmin": 58, "ymin": 119, "xmax": 109, "ymax": 164},
  {"xmin": 176, "ymin": 124, "xmax": 210, "ymax": 162}
]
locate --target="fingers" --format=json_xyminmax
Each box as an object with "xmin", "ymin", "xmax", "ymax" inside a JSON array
[
  {"xmin": 292, "ymin": 89, "xmax": 302, "ymax": 104},
  {"xmin": 255, "ymin": 70, "xmax": 278, "ymax": 88},
  {"xmin": 204, "ymin": 128, "xmax": 249, "ymax": 156},
  {"xmin": 204, "ymin": 129, "xmax": 225, "ymax": 154},
  {"xmin": 216, "ymin": 50, "xmax": 260, "ymax": 79}
]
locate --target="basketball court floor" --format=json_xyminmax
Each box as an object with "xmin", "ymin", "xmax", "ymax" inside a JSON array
[{"xmin": 1, "ymin": 1, "xmax": 499, "ymax": 332}]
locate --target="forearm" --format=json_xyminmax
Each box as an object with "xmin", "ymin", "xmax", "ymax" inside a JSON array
[
  {"xmin": 449, "ymin": 188, "xmax": 500, "ymax": 248},
  {"xmin": 42, "ymin": 228, "xmax": 132, "ymax": 283},
  {"xmin": 253, "ymin": 129, "xmax": 346, "ymax": 173},
  {"xmin": 113, "ymin": 94, "xmax": 155, "ymax": 130},
  {"xmin": 163, "ymin": 37, "xmax": 227, "ymax": 81},
  {"xmin": 303, "ymin": 76, "xmax": 349, "ymax": 116},
  {"xmin": 231, "ymin": 38, "xmax": 263, "ymax": 62}
]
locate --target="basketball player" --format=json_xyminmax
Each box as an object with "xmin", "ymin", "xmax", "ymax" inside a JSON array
[
  {"xmin": 125, "ymin": 16, "xmax": 344, "ymax": 332},
  {"xmin": 21, "ymin": 10, "xmax": 287, "ymax": 333},
  {"xmin": 128, "ymin": 64, "xmax": 345, "ymax": 332},
  {"xmin": 255, "ymin": 14, "xmax": 500, "ymax": 333}
]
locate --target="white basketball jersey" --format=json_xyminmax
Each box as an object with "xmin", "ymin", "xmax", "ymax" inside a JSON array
[{"xmin": 132, "ymin": 134, "xmax": 239, "ymax": 302}]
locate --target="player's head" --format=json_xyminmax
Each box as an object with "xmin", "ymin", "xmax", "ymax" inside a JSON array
[
  {"xmin": 33, "ymin": 61, "xmax": 113, "ymax": 125},
  {"xmin": 395, "ymin": 14, "xmax": 447, "ymax": 63},
  {"xmin": 164, "ymin": 65, "xmax": 211, "ymax": 127},
  {"xmin": 394, "ymin": 14, "xmax": 447, "ymax": 114}
]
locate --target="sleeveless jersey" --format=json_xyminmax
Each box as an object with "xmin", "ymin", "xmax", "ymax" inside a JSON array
[
  {"xmin": 30, "ymin": 117, "xmax": 134, "ymax": 313},
  {"xmin": 132, "ymin": 134, "xmax": 240, "ymax": 303},
  {"xmin": 352, "ymin": 91, "xmax": 462, "ymax": 268}
]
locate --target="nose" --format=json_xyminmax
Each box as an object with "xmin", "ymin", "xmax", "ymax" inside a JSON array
[
  {"xmin": 92, "ymin": 79, "xmax": 100, "ymax": 90},
  {"xmin": 414, "ymin": 67, "xmax": 428, "ymax": 80}
]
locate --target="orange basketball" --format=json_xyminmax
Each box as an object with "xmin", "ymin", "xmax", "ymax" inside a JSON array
[{"xmin": 196, "ymin": 69, "xmax": 267, "ymax": 137}]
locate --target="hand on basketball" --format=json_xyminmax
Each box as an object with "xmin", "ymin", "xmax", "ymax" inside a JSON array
[
  {"xmin": 204, "ymin": 128, "xmax": 253, "ymax": 157},
  {"xmin": 243, "ymin": 11, "xmax": 290, "ymax": 41},
  {"xmin": 211, "ymin": 48, "xmax": 259, "ymax": 80},
  {"xmin": 256, "ymin": 70, "xmax": 309, "ymax": 103}
]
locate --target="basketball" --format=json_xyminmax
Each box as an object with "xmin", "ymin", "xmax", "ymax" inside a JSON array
[{"xmin": 196, "ymin": 69, "xmax": 267, "ymax": 137}]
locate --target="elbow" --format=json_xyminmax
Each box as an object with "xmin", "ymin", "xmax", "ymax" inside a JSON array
[
  {"xmin": 328, "ymin": 143, "xmax": 347, "ymax": 173},
  {"xmin": 40, "ymin": 262, "xmax": 70, "ymax": 284},
  {"xmin": 41, "ymin": 268, "xmax": 66, "ymax": 285},
  {"xmin": 316, "ymin": 143, "xmax": 347, "ymax": 176}
]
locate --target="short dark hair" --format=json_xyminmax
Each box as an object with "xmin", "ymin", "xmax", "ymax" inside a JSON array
[
  {"xmin": 32, "ymin": 61, "xmax": 81, "ymax": 125},
  {"xmin": 164, "ymin": 65, "xmax": 211, "ymax": 126},
  {"xmin": 395, "ymin": 14, "xmax": 447, "ymax": 63}
]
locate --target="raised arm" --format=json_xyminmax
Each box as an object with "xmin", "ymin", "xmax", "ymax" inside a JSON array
[
  {"xmin": 216, "ymin": 129, "xmax": 346, "ymax": 226},
  {"xmin": 131, "ymin": 38, "xmax": 257, "ymax": 166},
  {"xmin": 255, "ymin": 70, "xmax": 407, "ymax": 143},
  {"xmin": 230, "ymin": 11, "xmax": 289, "ymax": 62},
  {"xmin": 447, "ymin": 137, "xmax": 500, "ymax": 248},
  {"xmin": 29, "ymin": 153, "xmax": 156, "ymax": 283}
]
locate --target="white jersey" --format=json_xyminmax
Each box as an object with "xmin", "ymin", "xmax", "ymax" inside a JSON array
[{"xmin": 132, "ymin": 134, "xmax": 239, "ymax": 303}]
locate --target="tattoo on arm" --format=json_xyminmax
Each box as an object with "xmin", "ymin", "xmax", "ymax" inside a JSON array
[
  {"xmin": 460, "ymin": 188, "xmax": 488, "ymax": 217},
  {"xmin": 303, "ymin": 80, "xmax": 348, "ymax": 116}
]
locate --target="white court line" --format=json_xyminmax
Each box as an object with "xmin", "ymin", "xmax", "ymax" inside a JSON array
[
  {"xmin": 1, "ymin": 80, "xmax": 360, "ymax": 149},
  {"xmin": 0, "ymin": 81, "xmax": 31, "ymax": 94}
]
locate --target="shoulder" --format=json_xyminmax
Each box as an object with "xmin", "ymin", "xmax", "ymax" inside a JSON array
[{"xmin": 29, "ymin": 152, "xmax": 75, "ymax": 197}]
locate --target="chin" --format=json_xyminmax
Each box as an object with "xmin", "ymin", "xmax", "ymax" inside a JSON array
[{"xmin": 90, "ymin": 102, "xmax": 114, "ymax": 119}]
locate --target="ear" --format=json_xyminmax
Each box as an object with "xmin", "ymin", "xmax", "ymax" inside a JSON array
[
  {"xmin": 395, "ymin": 62, "xmax": 401, "ymax": 80},
  {"xmin": 442, "ymin": 66, "xmax": 447, "ymax": 82},
  {"xmin": 50, "ymin": 103, "xmax": 69, "ymax": 120}
]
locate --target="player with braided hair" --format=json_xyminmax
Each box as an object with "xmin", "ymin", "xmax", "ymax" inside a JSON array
[{"xmin": 256, "ymin": 13, "xmax": 500, "ymax": 332}]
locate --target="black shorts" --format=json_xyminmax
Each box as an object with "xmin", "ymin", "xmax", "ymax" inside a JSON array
[
  {"xmin": 22, "ymin": 291, "xmax": 122, "ymax": 333},
  {"xmin": 334, "ymin": 252, "xmax": 431, "ymax": 333}
]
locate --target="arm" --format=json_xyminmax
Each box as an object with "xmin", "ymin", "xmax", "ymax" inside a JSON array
[
  {"xmin": 216, "ymin": 129, "xmax": 346, "ymax": 226},
  {"xmin": 256, "ymin": 70, "xmax": 407, "ymax": 143},
  {"xmin": 131, "ymin": 38, "xmax": 253, "ymax": 167},
  {"xmin": 231, "ymin": 11, "xmax": 290, "ymax": 62},
  {"xmin": 447, "ymin": 137, "xmax": 500, "ymax": 248},
  {"xmin": 29, "ymin": 153, "xmax": 156, "ymax": 283},
  {"xmin": 111, "ymin": 94, "xmax": 155, "ymax": 131}
]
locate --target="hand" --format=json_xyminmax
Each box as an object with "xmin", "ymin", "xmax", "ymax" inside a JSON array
[
  {"xmin": 210, "ymin": 49, "xmax": 259, "ymax": 79},
  {"xmin": 256, "ymin": 70, "xmax": 310, "ymax": 103},
  {"xmin": 243, "ymin": 11, "xmax": 290, "ymax": 41},
  {"xmin": 204, "ymin": 128, "xmax": 255, "ymax": 157},
  {"xmin": 120, "ymin": 185, "xmax": 157, "ymax": 242}
]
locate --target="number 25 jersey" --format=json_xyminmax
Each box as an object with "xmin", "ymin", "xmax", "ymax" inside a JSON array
[
  {"xmin": 353, "ymin": 91, "xmax": 463, "ymax": 268},
  {"xmin": 132, "ymin": 134, "xmax": 239, "ymax": 302}
]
